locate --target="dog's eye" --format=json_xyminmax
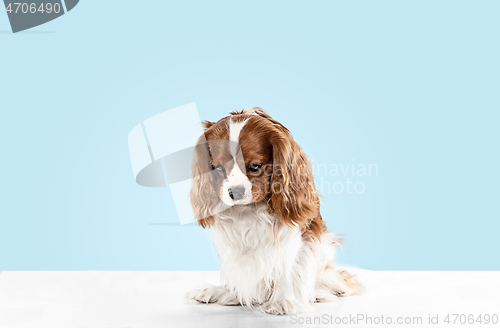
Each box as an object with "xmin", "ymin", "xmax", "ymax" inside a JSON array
[
  {"xmin": 248, "ymin": 163, "xmax": 262, "ymax": 172},
  {"xmin": 214, "ymin": 164, "xmax": 225, "ymax": 173}
]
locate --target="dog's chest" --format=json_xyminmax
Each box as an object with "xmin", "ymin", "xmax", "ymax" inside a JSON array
[
  {"xmin": 212, "ymin": 206, "xmax": 275, "ymax": 254},
  {"xmin": 209, "ymin": 205, "xmax": 304, "ymax": 302},
  {"xmin": 210, "ymin": 205, "xmax": 302, "ymax": 266}
]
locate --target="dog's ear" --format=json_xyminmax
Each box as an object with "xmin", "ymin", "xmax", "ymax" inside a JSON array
[
  {"xmin": 267, "ymin": 123, "xmax": 320, "ymax": 231},
  {"xmin": 190, "ymin": 135, "xmax": 217, "ymax": 228}
]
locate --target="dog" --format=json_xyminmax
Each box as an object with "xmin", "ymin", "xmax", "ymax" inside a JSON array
[{"xmin": 187, "ymin": 107, "xmax": 363, "ymax": 314}]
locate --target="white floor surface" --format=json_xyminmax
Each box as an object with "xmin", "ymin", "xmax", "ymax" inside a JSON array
[{"xmin": 0, "ymin": 270, "xmax": 498, "ymax": 328}]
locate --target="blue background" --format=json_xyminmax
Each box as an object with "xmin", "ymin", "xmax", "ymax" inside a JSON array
[{"xmin": 1, "ymin": 1, "xmax": 499, "ymax": 270}]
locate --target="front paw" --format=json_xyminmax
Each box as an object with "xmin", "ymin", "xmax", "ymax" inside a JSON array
[
  {"xmin": 260, "ymin": 299, "xmax": 311, "ymax": 315},
  {"xmin": 187, "ymin": 284, "xmax": 239, "ymax": 305}
]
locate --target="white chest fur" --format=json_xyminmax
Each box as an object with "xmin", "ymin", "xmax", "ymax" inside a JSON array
[{"xmin": 210, "ymin": 203, "xmax": 309, "ymax": 305}]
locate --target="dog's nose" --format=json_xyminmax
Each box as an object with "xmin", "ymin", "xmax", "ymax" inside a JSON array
[{"xmin": 228, "ymin": 186, "xmax": 245, "ymax": 201}]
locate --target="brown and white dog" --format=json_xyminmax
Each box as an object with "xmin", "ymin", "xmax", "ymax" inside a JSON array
[{"xmin": 187, "ymin": 107, "xmax": 363, "ymax": 314}]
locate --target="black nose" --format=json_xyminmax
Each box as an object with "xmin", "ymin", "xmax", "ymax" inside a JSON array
[{"xmin": 228, "ymin": 186, "xmax": 245, "ymax": 201}]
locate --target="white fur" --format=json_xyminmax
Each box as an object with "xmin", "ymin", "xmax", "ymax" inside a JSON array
[
  {"xmin": 228, "ymin": 118, "xmax": 249, "ymax": 156},
  {"xmin": 220, "ymin": 118, "xmax": 253, "ymax": 206},
  {"xmin": 221, "ymin": 163, "xmax": 253, "ymax": 205},
  {"xmin": 188, "ymin": 203, "xmax": 354, "ymax": 314}
]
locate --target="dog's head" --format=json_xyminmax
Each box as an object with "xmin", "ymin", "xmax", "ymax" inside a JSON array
[{"xmin": 190, "ymin": 108, "xmax": 320, "ymax": 228}]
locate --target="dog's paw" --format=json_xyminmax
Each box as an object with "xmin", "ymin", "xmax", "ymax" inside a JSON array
[
  {"xmin": 260, "ymin": 299, "xmax": 311, "ymax": 315},
  {"xmin": 216, "ymin": 291, "xmax": 240, "ymax": 306},
  {"xmin": 187, "ymin": 284, "xmax": 239, "ymax": 305},
  {"xmin": 187, "ymin": 285, "xmax": 223, "ymax": 304}
]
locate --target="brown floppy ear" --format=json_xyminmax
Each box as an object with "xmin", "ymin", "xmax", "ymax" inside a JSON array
[
  {"xmin": 190, "ymin": 135, "xmax": 217, "ymax": 228},
  {"xmin": 268, "ymin": 127, "xmax": 320, "ymax": 231}
]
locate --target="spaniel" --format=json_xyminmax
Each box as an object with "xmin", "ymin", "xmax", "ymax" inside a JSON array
[{"xmin": 187, "ymin": 107, "xmax": 363, "ymax": 314}]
